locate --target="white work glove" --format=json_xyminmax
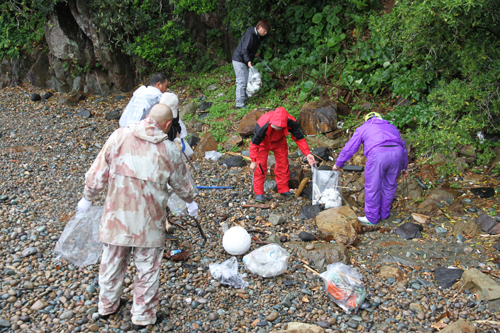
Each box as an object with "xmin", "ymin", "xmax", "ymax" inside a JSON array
[
  {"xmin": 174, "ymin": 138, "xmax": 183, "ymax": 152},
  {"xmin": 77, "ymin": 197, "xmax": 92, "ymax": 213},
  {"xmin": 186, "ymin": 201, "xmax": 199, "ymax": 219}
]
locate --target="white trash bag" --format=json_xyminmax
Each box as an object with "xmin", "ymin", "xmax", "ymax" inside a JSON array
[
  {"xmin": 243, "ymin": 243, "xmax": 290, "ymax": 277},
  {"xmin": 246, "ymin": 67, "xmax": 262, "ymax": 97},
  {"xmin": 205, "ymin": 150, "xmax": 223, "ymax": 161},
  {"xmin": 54, "ymin": 206, "xmax": 103, "ymax": 267},
  {"xmin": 312, "ymin": 168, "xmax": 342, "ymax": 209}
]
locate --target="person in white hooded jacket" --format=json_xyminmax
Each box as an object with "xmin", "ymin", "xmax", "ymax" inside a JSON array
[{"xmin": 119, "ymin": 73, "xmax": 168, "ymax": 128}]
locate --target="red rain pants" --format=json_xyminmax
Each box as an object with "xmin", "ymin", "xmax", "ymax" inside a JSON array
[{"xmin": 253, "ymin": 136, "xmax": 290, "ymax": 195}]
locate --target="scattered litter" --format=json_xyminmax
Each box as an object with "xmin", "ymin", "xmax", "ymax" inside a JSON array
[
  {"xmin": 243, "ymin": 244, "xmax": 290, "ymax": 277},
  {"xmin": 171, "ymin": 250, "xmax": 191, "ymax": 261},
  {"xmin": 204, "ymin": 151, "xmax": 223, "ymax": 161},
  {"xmin": 246, "ymin": 67, "xmax": 262, "ymax": 97},
  {"xmin": 54, "ymin": 206, "xmax": 103, "ymax": 267},
  {"xmin": 209, "ymin": 257, "xmax": 249, "ymax": 289},
  {"xmin": 306, "ymin": 263, "xmax": 366, "ymax": 313},
  {"xmin": 223, "ymin": 226, "xmax": 251, "ymax": 255}
]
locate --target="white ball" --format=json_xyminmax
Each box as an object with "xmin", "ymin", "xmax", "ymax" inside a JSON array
[{"xmin": 223, "ymin": 226, "xmax": 251, "ymax": 255}]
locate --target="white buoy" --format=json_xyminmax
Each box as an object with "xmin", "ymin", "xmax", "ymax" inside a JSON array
[{"xmin": 223, "ymin": 226, "xmax": 251, "ymax": 255}]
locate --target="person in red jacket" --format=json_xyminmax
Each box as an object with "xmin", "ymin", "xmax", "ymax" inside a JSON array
[{"xmin": 249, "ymin": 107, "xmax": 316, "ymax": 203}]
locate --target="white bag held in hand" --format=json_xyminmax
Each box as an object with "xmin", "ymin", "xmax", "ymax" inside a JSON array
[
  {"xmin": 209, "ymin": 257, "xmax": 249, "ymax": 289},
  {"xmin": 312, "ymin": 168, "xmax": 342, "ymax": 209},
  {"xmin": 243, "ymin": 243, "xmax": 290, "ymax": 277},
  {"xmin": 246, "ymin": 67, "xmax": 262, "ymax": 97},
  {"xmin": 167, "ymin": 192, "xmax": 187, "ymax": 216},
  {"xmin": 54, "ymin": 206, "xmax": 103, "ymax": 267}
]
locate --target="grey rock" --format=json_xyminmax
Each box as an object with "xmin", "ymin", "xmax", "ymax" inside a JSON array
[
  {"xmin": 22, "ymin": 247, "xmax": 38, "ymax": 257},
  {"xmin": 74, "ymin": 108, "xmax": 91, "ymax": 118}
]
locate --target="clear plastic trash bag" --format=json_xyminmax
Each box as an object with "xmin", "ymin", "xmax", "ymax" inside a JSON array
[
  {"xmin": 320, "ymin": 263, "xmax": 366, "ymax": 313},
  {"xmin": 54, "ymin": 206, "xmax": 103, "ymax": 267},
  {"xmin": 209, "ymin": 257, "xmax": 249, "ymax": 289},
  {"xmin": 246, "ymin": 67, "xmax": 262, "ymax": 97},
  {"xmin": 167, "ymin": 192, "xmax": 187, "ymax": 216},
  {"xmin": 312, "ymin": 168, "xmax": 342, "ymax": 209},
  {"xmin": 243, "ymin": 243, "xmax": 290, "ymax": 277}
]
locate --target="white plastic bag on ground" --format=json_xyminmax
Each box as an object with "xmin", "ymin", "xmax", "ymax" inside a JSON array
[
  {"xmin": 205, "ymin": 150, "xmax": 223, "ymax": 161},
  {"xmin": 312, "ymin": 168, "xmax": 342, "ymax": 208},
  {"xmin": 320, "ymin": 263, "xmax": 367, "ymax": 313},
  {"xmin": 246, "ymin": 67, "xmax": 262, "ymax": 97},
  {"xmin": 243, "ymin": 243, "xmax": 290, "ymax": 277},
  {"xmin": 54, "ymin": 206, "xmax": 103, "ymax": 267},
  {"xmin": 209, "ymin": 257, "xmax": 249, "ymax": 289}
]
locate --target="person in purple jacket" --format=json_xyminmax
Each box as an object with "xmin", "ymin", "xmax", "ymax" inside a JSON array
[{"xmin": 332, "ymin": 112, "xmax": 409, "ymax": 225}]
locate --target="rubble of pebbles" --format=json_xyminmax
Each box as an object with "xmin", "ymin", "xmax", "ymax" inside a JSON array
[{"xmin": 0, "ymin": 86, "xmax": 499, "ymax": 333}]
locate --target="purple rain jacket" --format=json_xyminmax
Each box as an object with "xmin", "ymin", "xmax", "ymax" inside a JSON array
[{"xmin": 335, "ymin": 118, "xmax": 408, "ymax": 169}]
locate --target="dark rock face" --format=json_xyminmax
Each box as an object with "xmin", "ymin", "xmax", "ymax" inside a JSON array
[
  {"xmin": 434, "ymin": 267, "xmax": 464, "ymax": 289},
  {"xmin": 218, "ymin": 156, "xmax": 247, "ymax": 168},
  {"xmin": 298, "ymin": 100, "xmax": 337, "ymax": 135},
  {"xmin": 395, "ymin": 223, "xmax": 423, "ymax": 240}
]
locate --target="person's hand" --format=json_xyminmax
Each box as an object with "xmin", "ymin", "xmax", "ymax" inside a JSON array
[
  {"xmin": 306, "ymin": 154, "xmax": 316, "ymax": 166},
  {"xmin": 250, "ymin": 162, "xmax": 257, "ymax": 170},
  {"xmin": 186, "ymin": 201, "xmax": 199, "ymax": 219},
  {"xmin": 174, "ymin": 138, "xmax": 183, "ymax": 151},
  {"xmin": 255, "ymin": 52, "xmax": 259, "ymax": 57},
  {"xmin": 401, "ymin": 169, "xmax": 409, "ymax": 179},
  {"xmin": 77, "ymin": 197, "xmax": 92, "ymax": 213},
  {"xmin": 332, "ymin": 164, "xmax": 341, "ymax": 171},
  {"xmin": 247, "ymin": 61, "xmax": 252, "ymax": 68}
]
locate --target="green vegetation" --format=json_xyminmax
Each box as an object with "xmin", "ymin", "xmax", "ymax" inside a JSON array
[{"xmin": 1, "ymin": 0, "xmax": 499, "ymax": 175}]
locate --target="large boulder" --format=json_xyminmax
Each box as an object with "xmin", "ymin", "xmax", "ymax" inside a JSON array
[
  {"xmin": 458, "ymin": 268, "xmax": 500, "ymax": 302},
  {"xmin": 287, "ymin": 242, "xmax": 351, "ymax": 267},
  {"xmin": 315, "ymin": 206, "xmax": 361, "ymax": 245},
  {"xmin": 453, "ymin": 220, "xmax": 480, "ymax": 237},
  {"xmin": 298, "ymin": 100, "xmax": 337, "ymax": 135},
  {"xmin": 238, "ymin": 108, "xmax": 268, "ymax": 137},
  {"xmin": 44, "ymin": 3, "xmax": 96, "ymax": 66},
  {"xmin": 0, "ymin": 54, "xmax": 31, "ymax": 88},
  {"xmin": 475, "ymin": 213, "xmax": 500, "ymax": 234},
  {"xmin": 180, "ymin": 102, "xmax": 198, "ymax": 120},
  {"xmin": 417, "ymin": 183, "xmax": 461, "ymax": 214},
  {"xmin": 223, "ymin": 135, "xmax": 242, "ymax": 151},
  {"xmin": 193, "ymin": 132, "xmax": 218, "ymax": 160}
]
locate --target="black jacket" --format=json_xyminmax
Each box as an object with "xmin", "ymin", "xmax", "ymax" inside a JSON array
[{"xmin": 232, "ymin": 27, "xmax": 263, "ymax": 64}]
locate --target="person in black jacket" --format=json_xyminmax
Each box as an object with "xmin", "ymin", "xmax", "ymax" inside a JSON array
[{"xmin": 232, "ymin": 20, "xmax": 270, "ymax": 109}]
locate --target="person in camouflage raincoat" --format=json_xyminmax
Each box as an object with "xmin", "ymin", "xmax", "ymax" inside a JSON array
[{"xmin": 77, "ymin": 104, "xmax": 199, "ymax": 328}]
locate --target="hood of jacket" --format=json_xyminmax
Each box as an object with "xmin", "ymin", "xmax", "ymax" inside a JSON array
[{"xmin": 130, "ymin": 117, "xmax": 168, "ymax": 143}]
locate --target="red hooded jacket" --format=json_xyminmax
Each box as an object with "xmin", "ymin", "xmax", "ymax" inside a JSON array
[{"xmin": 249, "ymin": 107, "xmax": 311, "ymax": 162}]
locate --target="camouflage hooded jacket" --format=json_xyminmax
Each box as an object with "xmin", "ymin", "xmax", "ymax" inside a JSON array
[{"xmin": 83, "ymin": 117, "xmax": 197, "ymax": 247}]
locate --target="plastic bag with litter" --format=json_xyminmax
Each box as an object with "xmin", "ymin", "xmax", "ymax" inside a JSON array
[
  {"xmin": 246, "ymin": 67, "xmax": 262, "ymax": 97},
  {"xmin": 320, "ymin": 263, "xmax": 366, "ymax": 313},
  {"xmin": 167, "ymin": 192, "xmax": 187, "ymax": 216},
  {"xmin": 54, "ymin": 206, "xmax": 103, "ymax": 267},
  {"xmin": 209, "ymin": 257, "xmax": 249, "ymax": 289},
  {"xmin": 312, "ymin": 168, "xmax": 342, "ymax": 209},
  {"xmin": 243, "ymin": 243, "xmax": 290, "ymax": 277},
  {"xmin": 204, "ymin": 150, "xmax": 223, "ymax": 161}
]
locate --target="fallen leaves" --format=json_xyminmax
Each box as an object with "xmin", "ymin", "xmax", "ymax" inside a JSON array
[{"xmin": 412, "ymin": 213, "xmax": 431, "ymax": 224}]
